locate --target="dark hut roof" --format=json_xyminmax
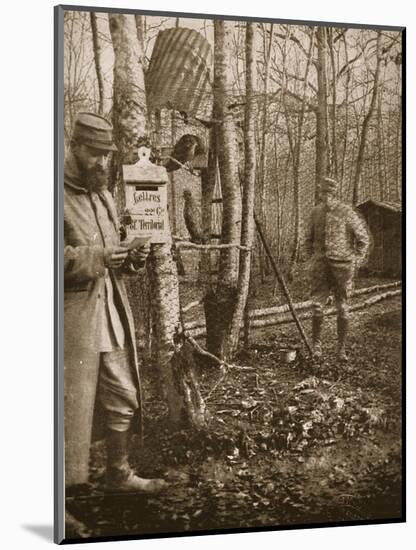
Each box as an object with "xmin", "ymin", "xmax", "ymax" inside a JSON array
[{"xmin": 357, "ymin": 199, "xmax": 402, "ymax": 214}]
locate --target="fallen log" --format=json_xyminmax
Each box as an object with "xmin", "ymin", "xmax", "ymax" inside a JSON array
[
  {"xmin": 185, "ymin": 289, "xmax": 401, "ymax": 338},
  {"xmin": 249, "ymin": 281, "xmax": 401, "ymax": 319},
  {"xmin": 183, "ymin": 281, "xmax": 401, "ymax": 332},
  {"xmin": 249, "ymin": 300, "xmax": 312, "ymax": 319},
  {"xmin": 249, "ymin": 289, "xmax": 402, "ymax": 329},
  {"xmin": 351, "ymin": 280, "xmax": 401, "ymax": 296}
]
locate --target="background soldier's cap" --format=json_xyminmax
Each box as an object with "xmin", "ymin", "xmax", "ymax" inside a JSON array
[
  {"xmin": 321, "ymin": 177, "xmax": 338, "ymax": 194},
  {"xmin": 72, "ymin": 112, "xmax": 118, "ymax": 152}
]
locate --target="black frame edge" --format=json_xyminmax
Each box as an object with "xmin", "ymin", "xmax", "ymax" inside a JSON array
[
  {"xmin": 54, "ymin": 4, "xmax": 66, "ymax": 545},
  {"xmin": 53, "ymin": 4, "xmax": 406, "ymax": 543},
  {"xmin": 56, "ymin": 4, "xmax": 405, "ymax": 32}
]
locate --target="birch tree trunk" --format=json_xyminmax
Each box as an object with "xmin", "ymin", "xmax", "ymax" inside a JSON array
[
  {"xmin": 256, "ymin": 24, "xmax": 274, "ymax": 284},
  {"xmin": 109, "ymin": 13, "xmax": 208, "ymax": 429},
  {"xmin": 287, "ymin": 29, "xmax": 314, "ymax": 274},
  {"xmin": 377, "ymin": 89, "xmax": 386, "ymax": 201},
  {"xmin": 328, "ymin": 28, "xmax": 338, "ymax": 178},
  {"xmin": 393, "ymin": 68, "xmax": 402, "ymax": 202},
  {"xmin": 134, "ymin": 15, "xmax": 145, "ymax": 53},
  {"xmin": 215, "ymin": 20, "xmax": 242, "ymax": 288},
  {"xmin": 90, "ymin": 12, "xmax": 104, "ymax": 115},
  {"xmin": 205, "ymin": 20, "xmax": 242, "ymax": 360},
  {"xmin": 315, "ymin": 26, "xmax": 329, "ymax": 202},
  {"xmin": 340, "ymin": 33, "xmax": 351, "ymax": 197},
  {"xmin": 224, "ymin": 21, "xmax": 257, "ymax": 357},
  {"xmin": 259, "ymin": 23, "xmax": 274, "ymax": 208},
  {"xmin": 109, "ymin": 13, "xmax": 151, "ymax": 363},
  {"xmin": 352, "ymin": 32, "xmax": 382, "ymax": 205},
  {"xmin": 200, "ymin": 129, "xmax": 217, "ymax": 286}
]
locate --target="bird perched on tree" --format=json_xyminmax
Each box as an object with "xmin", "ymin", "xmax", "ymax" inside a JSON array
[
  {"xmin": 165, "ymin": 134, "xmax": 205, "ymax": 172},
  {"xmin": 183, "ymin": 189, "xmax": 207, "ymax": 244}
]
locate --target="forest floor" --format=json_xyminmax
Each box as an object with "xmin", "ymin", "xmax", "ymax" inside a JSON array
[{"xmin": 66, "ymin": 286, "xmax": 403, "ymax": 541}]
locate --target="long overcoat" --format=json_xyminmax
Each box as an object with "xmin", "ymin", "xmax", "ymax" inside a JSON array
[{"xmin": 63, "ymin": 155, "xmax": 142, "ymax": 487}]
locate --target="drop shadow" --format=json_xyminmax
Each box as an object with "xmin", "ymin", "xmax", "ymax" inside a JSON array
[{"xmin": 22, "ymin": 524, "xmax": 53, "ymax": 542}]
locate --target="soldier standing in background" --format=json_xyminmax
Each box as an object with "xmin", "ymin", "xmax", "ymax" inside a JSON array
[{"xmin": 305, "ymin": 177, "xmax": 370, "ymax": 363}]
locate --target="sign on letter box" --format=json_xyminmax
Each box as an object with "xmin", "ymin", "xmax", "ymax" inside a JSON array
[{"xmin": 122, "ymin": 146, "xmax": 169, "ymax": 244}]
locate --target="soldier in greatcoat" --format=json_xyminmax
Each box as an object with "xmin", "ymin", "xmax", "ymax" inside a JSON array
[{"xmin": 64, "ymin": 112, "xmax": 167, "ymax": 534}]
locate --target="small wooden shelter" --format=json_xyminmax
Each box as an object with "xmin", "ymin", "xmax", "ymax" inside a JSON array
[{"xmin": 357, "ymin": 199, "xmax": 402, "ymax": 277}]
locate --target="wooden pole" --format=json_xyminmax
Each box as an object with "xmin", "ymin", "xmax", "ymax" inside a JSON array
[{"xmin": 253, "ymin": 211, "xmax": 313, "ymax": 356}]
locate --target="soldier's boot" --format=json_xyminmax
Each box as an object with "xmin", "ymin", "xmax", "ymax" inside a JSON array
[
  {"xmin": 337, "ymin": 316, "xmax": 349, "ymax": 363},
  {"xmin": 105, "ymin": 429, "xmax": 168, "ymax": 494},
  {"xmin": 312, "ymin": 315, "xmax": 324, "ymax": 359}
]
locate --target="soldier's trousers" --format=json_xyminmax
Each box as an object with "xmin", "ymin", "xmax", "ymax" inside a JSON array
[
  {"xmin": 310, "ymin": 256, "xmax": 355, "ymax": 319},
  {"xmin": 98, "ymin": 348, "xmax": 139, "ymax": 432}
]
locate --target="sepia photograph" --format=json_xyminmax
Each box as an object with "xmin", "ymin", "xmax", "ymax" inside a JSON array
[{"xmin": 55, "ymin": 4, "xmax": 404, "ymax": 543}]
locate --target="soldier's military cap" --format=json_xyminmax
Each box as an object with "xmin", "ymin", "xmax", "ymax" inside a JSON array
[{"xmin": 71, "ymin": 112, "xmax": 118, "ymax": 152}]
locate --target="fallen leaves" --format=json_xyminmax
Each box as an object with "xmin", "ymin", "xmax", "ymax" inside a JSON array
[{"xmin": 76, "ymin": 297, "xmax": 402, "ymax": 536}]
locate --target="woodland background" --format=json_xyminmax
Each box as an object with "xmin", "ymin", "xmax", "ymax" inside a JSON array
[
  {"xmin": 1, "ymin": 0, "xmax": 411, "ymax": 548},
  {"xmin": 64, "ymin": 11, "xmax": 402, "ymax": 272},
  {"xmin": 59, "ymin": 8, "xmax": 404, "ymax": 539}
]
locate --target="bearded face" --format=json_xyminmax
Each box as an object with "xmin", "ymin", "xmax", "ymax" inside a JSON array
[{"xmin": 73, "ymin": 142, "xmax": 110, "ymax": 191}]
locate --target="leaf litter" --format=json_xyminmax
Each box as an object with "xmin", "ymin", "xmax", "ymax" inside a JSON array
[{"xmin": 68, "ymin": 296, "xmax": 402, "ymax": 536}]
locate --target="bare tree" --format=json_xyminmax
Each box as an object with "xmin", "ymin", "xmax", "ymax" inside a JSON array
[
  {"xmin": 339, "ymin": 32, "xmax": 351, "ymax": 196},
  {"xmin": 205, "ymin": 20, "xmax": 242, "ymax": 360},
  {"xmin": 109, "ymin": 13, "xmax": 208, "ymax": 429},
  {"xmin": 352, "ymin": 32, "xmax": 382, "ymax": 205},
  {"xmin": 315, "ymin": 26, "xmax": 330, "ymax": 202},
  {"xmin": 90, "ymin": 12, "xmax": 105, "ymax": 114},
  {"xmin": 200, "ymin": 129, "xmax": 218, "ymax": 286},
  {"xmin": 282, "ymin": 27, "xmax": 314, "ymax": 273},
  {"xmin": 327, "ymin": 27, "xmax": 338, "ymax": 177},
  {"xmin": 134, "ymin": 15, "xmax": 145, "ymax": 53},
  {"xmin": 226, "ymin": 21, "xmax": 257, "ymax": 356},
  {"xmin": 258, "ymin": 23, "xmax": 274, "ymax": 206},
  {"xmin": 256, "ymin": 23, "xmax": 274, "ymax": 283},
  {"xmin": 64, "ymin": 11, "xmax": 96, "ymax": 139}
]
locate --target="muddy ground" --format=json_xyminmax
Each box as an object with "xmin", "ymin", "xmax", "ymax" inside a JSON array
[{"xmin": 66, "ymin": 291, "xmax": 403, "ymax": 540}]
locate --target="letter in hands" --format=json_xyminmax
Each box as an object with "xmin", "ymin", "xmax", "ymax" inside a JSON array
[
  {"xmin": 104, "ymin": 246, "xmax": 129, "ymax": 269},
  {"xmin": 124, "ymin": 236, "xmax": 152, "ymax": 267}
]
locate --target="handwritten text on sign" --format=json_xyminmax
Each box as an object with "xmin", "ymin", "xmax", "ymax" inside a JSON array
[
  {"xmin": 122, "ymin": 147, "xmax": 170, "ymax": 244},
  {"xmin": 124, "ymin": 185, "xmax": 168, "ymax": 243}
]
